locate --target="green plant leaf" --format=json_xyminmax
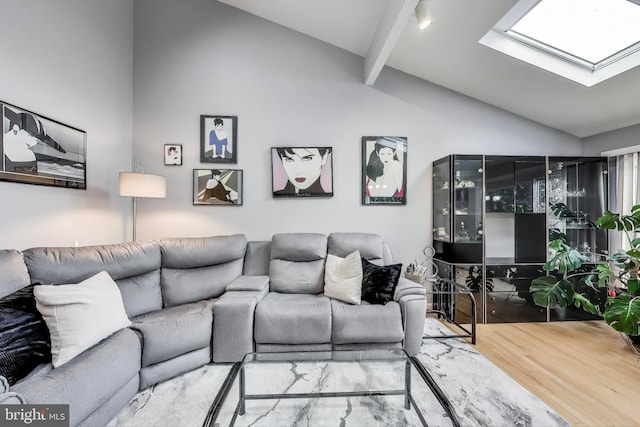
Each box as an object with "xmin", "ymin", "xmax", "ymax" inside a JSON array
[
  {"xmin": 544, "ymin": 239, "xmax": 586, "ymax": 274},
  {"xmin": 549, "ymin": 229, "xmax": 567, "ymax": 243},
  {"xmin": 573, "ymin": 292, "xmax": 602, "ymax": 316},
  {"xmin": 593, "ymin": 263, "xmax": 615, "ymax": 286},
  {"xmin": 603, "ymin": 295, "xmax": 640, "ymax": 335},
  {"xmin": 627, "ymin": 279, "xmax": 640, "ymax": 296},
  {"xmin": 596, "ymin": 209, "xmax": 640, "ymax": 231},
  {"xmin": 550, "ymin": 202, "xmax": 570, "ymax": 218},
  {"xmin": 531, "ymin": 276, "xmax": 575, "ymax": 308}
]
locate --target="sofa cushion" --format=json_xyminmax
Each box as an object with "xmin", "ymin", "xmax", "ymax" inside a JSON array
[
  {"xmin": 34, "ymin": 271, "xmax": 131, "ymax": 367},
  {"xmin": 328, "ymin": 233, "xmax": 385, "ymax": 263},
  {"xmin": 116, "ymin": 270, "xmax": 162, "ymax": 318},
  {"xmin": 0, "ymin": 250, "xmax": 31, "ymax": 298},
  {"xmin": 330, "ymin": 299, "xmax": 404, "ymax": 344},
  {"xmin": 160, "ymin": 234, "xmax": 247, "ymax": 268},
  {"xmin": 243, "ymin": 241, "xmax": 271, "ymax": 275},
  {"xmin": 255, "ymin": 293, "xmax": 331, "ymax": 344},
  {"xmin": 23, "ymin": 241, "xmax": 163, "ymax": 318},
  {"xmin": 0, "ymin": 284, "xmax": 50, "ymax": 385},
  {"xmin": 323, "ymin": 251, "xmax": 362, "ymax": 305},
  {"xmin": 132, "ymin": 301, "xmax": 213, "ymax": 367},
  {"xmin": 269, "ymin": 233, "xmax": 327, "ymax": 294},
  {"xmin": 361, "ymin": 258, "xmax": 402, "ymax": 305},
  {"xmin": 160, "ymin": 235, "xmax": 247, "ymax": 306}
]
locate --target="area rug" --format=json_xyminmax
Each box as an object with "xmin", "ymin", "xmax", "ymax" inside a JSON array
[
  {"xmin": 419, "ymin": 320, "xmax": 569, "ymax": 427},
  {"xmin": 107, "ymin": 319, "xmax": 569, "ymax": 427}
]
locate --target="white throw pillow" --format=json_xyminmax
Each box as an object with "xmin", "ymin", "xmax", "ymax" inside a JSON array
[
  {"xmin": 34, "ymin": 271, "xmax": 131, "ymax": 368},
  {"xmin": 323, "ymin": 250, "xmax": 363, "ymax": 305}
]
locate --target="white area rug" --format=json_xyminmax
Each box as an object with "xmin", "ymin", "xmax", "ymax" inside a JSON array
[
  {"xmin": 108, "ymin": 318, "xmax": 569, "ymax": 427},
  {"xmin": 419, "ymin": 319, "xmax": 569, "ymax": 427}
]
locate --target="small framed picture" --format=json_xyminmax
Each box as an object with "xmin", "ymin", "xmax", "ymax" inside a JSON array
[
  {"xmin": 362, "ymin": 136, "xmax": 407, "ymax": 205},
  {"xmin": 193, "ymin": 168, "xmax": 243, "ymax": 205},
  {"xmin": 271, "ymin": 147, "xmax": 333, "ymax": 198},
  {"xmin": 164, "ymin": 144, "xmax": 182, "ymax": 165},
  {"xmin": 200, "ymin": 115, "xmax": 237, "ymax": 163}
]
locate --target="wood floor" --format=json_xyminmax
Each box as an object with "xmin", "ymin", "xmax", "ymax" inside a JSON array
[{"xmin": 452, "ymin": 321, "xmax": 640, "ymax": 426}]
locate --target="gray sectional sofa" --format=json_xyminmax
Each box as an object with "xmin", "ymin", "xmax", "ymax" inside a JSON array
[{"xmin": 0, "ymin": 232, "xmax": 426, "ymax": 427}]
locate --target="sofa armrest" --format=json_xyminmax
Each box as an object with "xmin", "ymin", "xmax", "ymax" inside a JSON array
[
  {"xmin": 397, "ymin": 294, "xmax": 427, "ymax": 356},
  {"xmin": 226, "ymin": 275, "xmax": 269, "ymax": 292},
  {"xmin": 394, "ymin": 277, "xmax": 426, "ymax": 301},
  {"xmin": 213, "ymin": 294, "xmax": 260, "ymax": 362}
]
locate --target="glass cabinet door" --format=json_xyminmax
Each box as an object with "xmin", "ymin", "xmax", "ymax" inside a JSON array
[
  {"xmin": 548, "ymin": 157, "xmax": 608, "ymax": 259},
  {"xmin": 433, "ymin": 157, "xmax": 451, "ymax": 242},
  {"xmin": 452, "ymin": 156, "xmax": 483, "ymax": 244}
]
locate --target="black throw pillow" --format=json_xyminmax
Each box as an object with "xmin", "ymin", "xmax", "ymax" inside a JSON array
[
  {"xmin": 360, "ymin": 258, "xmax": 402, "ymax": 305},
  {"xmin": 0, "ymin": 284, "xmax": 51, "ymax": 385}
]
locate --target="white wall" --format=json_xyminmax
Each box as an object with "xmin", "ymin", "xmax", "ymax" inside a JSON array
[
  {"xmin": 132, "ymin": 0, "xmax": 583, "ymax": 266},
  {"xmin": 583, "ymin": 124, "xmax": 640, "ymax": 156},
  {"xmin": 0, "ymin": 0, "xmax": 134, "ymax": 249}
]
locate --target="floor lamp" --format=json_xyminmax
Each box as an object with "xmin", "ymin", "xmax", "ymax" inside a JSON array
[{"xmin": 119, "ymin": 169, "xmax": 166, "ymax": 241}]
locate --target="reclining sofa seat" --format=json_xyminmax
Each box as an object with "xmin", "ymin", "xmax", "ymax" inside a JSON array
[
  {"xmin": 10, "ymin": 242, "xmax": 158, "ymax": 427},
  {"xmin": 255, "ymin": 233, "xmax": 332, "ymax": 352},
  {"xmin": 133, "ymin": 234, "xmax": 247, "ymax": 388},
  {"xmin": 252, "ymin": 232, "xmax": 427, "ymax": 356}
]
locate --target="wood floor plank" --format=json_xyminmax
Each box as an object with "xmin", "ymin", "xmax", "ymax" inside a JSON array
[{"xmin": 451, "ymin": 321, "xmax": 640, "ymax": 427}]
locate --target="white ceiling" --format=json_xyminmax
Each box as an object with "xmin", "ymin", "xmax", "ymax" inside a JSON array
[{"xmin": 218, "ymin": 0, "xmax": 640, "ymax": 138}]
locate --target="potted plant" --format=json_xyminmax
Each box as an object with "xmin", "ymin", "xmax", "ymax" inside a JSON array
[{"xmin": 530, "ymin": 205, "xmax": 640, "ymax": 349}]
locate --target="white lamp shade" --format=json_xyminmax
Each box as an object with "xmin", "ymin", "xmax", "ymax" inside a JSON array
[
  {"xmin": 415, "ymin": 0, "xmax": 432, "ymax": 30},
  {"xmin": 119, "ymin": 172, "xmax": 166, "ymax": 198}
]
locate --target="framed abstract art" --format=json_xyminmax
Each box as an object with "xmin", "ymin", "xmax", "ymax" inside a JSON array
[
  {"xmin": 193, "ymin": 168, "xmax": 243, "ymax": 205},
  {"xmin": 1, "ymin": 100, "xmax": 86, "ymax": 189}
]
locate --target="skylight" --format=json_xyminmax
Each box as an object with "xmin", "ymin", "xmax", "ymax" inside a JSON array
[{"xmin": 479, "ymin": 0, "xmax": 640, "ymax": 86}]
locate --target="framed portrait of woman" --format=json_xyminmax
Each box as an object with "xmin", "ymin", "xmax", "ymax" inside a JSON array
[
  {"xmin": 200, "ymin": 115, "xmax": 237, "ymax": 163},
  {"xmin": 164, "ymin": 144, "xmax": 182, "ymax": 166},
  {"xmin": 362, "ymin": 136, "xmax": 407, "ymax": 205},
  {"xmin": 271, "ymin": 147, "xmax": 333, "ymax": 198}
]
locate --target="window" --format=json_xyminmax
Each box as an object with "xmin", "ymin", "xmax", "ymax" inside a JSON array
[
  {"xmin": 479, "ymin": 0, "xmax": 640, "ymax": 86},
  {"xmin": 603, "ymin": 146, "xmax": 640, "ymax": 252}
]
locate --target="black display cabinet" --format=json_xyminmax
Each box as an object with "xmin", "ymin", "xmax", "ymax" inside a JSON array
[{"xmin": 432, "ymin": 155, "xmax": 608, "ymax": 324}]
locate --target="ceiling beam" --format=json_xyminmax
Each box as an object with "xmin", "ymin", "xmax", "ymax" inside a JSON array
[{"xmin": 364, "ymin": 0, "xmax": 419, "ymax": 86}]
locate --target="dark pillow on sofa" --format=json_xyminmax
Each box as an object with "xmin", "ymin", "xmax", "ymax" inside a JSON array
[
  {"xmin": 0, "ymin": 284, "xmax": 51, "ymax": 385},
  {"xmin": 360, "ymin": 258, "xmax": 402, "ymax": 304}
]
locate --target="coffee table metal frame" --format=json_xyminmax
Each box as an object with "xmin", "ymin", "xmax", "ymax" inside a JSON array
[{"xmin": 204, "ymin": 349, "xmax": 460, "ymax": 427}]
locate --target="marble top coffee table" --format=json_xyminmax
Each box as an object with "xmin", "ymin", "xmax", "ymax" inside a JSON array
[{"xmin": 204, "ymin": 349, "xmax": 459, "ymax": 427}]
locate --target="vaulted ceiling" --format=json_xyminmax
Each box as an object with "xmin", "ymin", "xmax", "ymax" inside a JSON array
[{"xmin": 219, "ymin": 0, "xmax": 640, "ymax": 138}]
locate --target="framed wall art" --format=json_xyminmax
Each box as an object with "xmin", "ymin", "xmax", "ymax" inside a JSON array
[
  {"xmin": 362, "ymin": 136, "xmax": 407, "ymax": 205},
  {"xmin": 271, "ymin": 147, "xmax": 333, "ymax": 198},
  {"xmin": 164, "ymin": 144, "xmax": 182, "ymax": 166},
  {"xmin": 1, "ymin": 100, "xmax": 86, "ymax": 189},
  {"xmin": 193, "ymin": 168, "xmax": 243, "ymax": 205},
  {"xmin": 200, "ymin": 115, "xmax": 237, "ymax": 163}
]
